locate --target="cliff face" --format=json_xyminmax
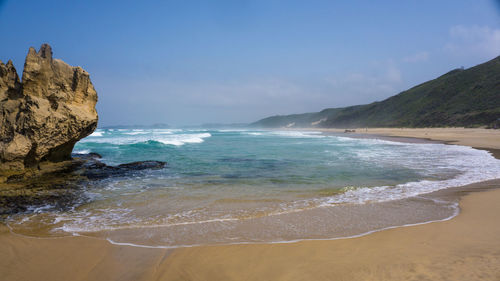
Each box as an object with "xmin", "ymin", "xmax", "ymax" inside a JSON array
[{"xmin": 0, "ymin": 44, "xmax": 98, "ymax": 171}]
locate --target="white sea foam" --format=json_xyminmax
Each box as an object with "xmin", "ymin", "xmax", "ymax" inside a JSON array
[
  {"xmin": 103, "ymin": 206, "xmax": 460, "ymax": 249},
  {"xmin": 80, "ymin": 131, "xmax": 211, "ymax": 146},
  {"xmin": 155, "ymin": 133, "xmax": 212, "ymax": 146},
  {"xmin": 270, "ymin": 131, "xmax": 324, "ymax": 138},
  {"xmin": 26, "ymin": 204, "xmax": 57, "ymax": 214},
  {"xmin": 151, "ymin": 129, "xmax": 178, "ymax": 134},
  {"xmin": 239, "ymin": 130, "xmax": 324, "ymax": 138},
  {"xmin": 73, "ymin": 149, "xmax": 91, "ymax": 154},
  {"xmin": 321, "ymin": 144, "xmax": 500, "ymax": 205},
  {"xmin": 19, "ymin": 132, "xmax": 500, "ymax": 247},
  {"xmin": 89, "ymin": 131, "xmax": 104, "ymax": 137},
  {"xmin": 123, "ymin": 131, "xmax": 149, "ymax": 135},
  {"xmin": 67, "ymin": 140, "xmax": 500, "ymax": 233}
]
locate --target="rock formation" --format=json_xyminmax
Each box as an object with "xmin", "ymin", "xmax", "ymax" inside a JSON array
[
  {"xmin": 0, "ymin": 152, "xmax": 166, "ymax": 215},
  {"xmin": 0, "ymin": 44, "xmax": 98, "ymax": 173}
]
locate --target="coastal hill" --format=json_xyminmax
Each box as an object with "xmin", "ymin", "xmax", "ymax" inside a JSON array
[{"xmin": 251, "ymin": 56, "xmax": 500, "ymax": 128}]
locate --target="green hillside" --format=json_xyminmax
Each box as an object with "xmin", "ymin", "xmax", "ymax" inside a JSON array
[{"xmin": 251, "ymin": 56, "xmax": 500, "ymax": 128}]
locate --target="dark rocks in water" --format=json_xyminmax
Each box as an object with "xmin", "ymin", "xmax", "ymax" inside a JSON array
[
  {"xmin": 79, "ymin": 165, "xmax": 121, "ymax": 180},
  {"xmin": 0, "ymin": 180, "xmax": 84, "ymax": 215},
  {"xmin": 0, "ymin": 154, "xmax": 167, "ymax": 215},
  {"xmin": 117, "ymin": 161, "xmax": 166, "ymax": 170},
  {"xmin": 0, "ymin": 165, "xmax": 86, "ymax": 216},
  {"xmin": 88, "ymin": 152, "xmax": 103, "ymax": 159},
  {"xmin": 72, "ymin": 152, "xmax": 102, "ymax": 160},
  {"xmin": 79, "ymin": 157, "xmax": 167, "ymax": 180}
]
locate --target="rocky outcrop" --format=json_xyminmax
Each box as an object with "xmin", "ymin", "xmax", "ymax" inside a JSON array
[
  {"xmin": 80, "ymin": 157, "xmax": 167, "ymax": 180},
  {"xmin": 0, "ymin": 154, "xmax": 167, "ymax": 215},
  {"xmin": 0, "ymin": 44, "xmax": 98, "ymax": 174}
]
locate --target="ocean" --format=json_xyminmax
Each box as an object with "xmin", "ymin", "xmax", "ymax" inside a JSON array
[{"xmin": 7, "ymin": 128, "xmax": 500, "ymax": 248}]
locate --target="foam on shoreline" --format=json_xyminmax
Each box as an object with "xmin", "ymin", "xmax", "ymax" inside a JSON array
[{"xmin": 5, "ymin": 129, "xmax": 500, "ymax": 249}]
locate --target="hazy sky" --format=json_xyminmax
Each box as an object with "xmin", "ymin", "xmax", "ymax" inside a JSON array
[{"xmin": 1, "ymin": 0, "xmax": 499, "ymax": 126}]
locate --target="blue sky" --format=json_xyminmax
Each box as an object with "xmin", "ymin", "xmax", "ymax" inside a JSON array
[{"xmin": 1, "ymin": 0, "xmax": 499, "ymax": 126}]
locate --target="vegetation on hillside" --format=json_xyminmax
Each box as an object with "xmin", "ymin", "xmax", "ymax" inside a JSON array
[{"xmin": 251, "ymin": 56, "xmax": 500, "ymax": 128}]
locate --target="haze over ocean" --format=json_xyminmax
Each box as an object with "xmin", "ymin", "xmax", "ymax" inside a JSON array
[{"xmin": 1, "ymin": 0, "xmax": 499, "ymax": 126}]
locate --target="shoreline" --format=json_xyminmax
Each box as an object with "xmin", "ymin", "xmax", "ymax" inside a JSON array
[
  {"xmin": 1, "ymin": 128, "xmax": 499, "ymax": 280},
  {"xmin": 310, "ymin": 127, "xmax": 500, "ymax": 150},
  {"xmin": 95, "ymin": 174, "xmax": 500, "ymax": 251},
  {"xmin": 1, "ymin": 181, "xmax": 499, "ymax": 280},
  {"xmin": 158, "ymin": 185, "xmax": 500, "ymax": 281}
]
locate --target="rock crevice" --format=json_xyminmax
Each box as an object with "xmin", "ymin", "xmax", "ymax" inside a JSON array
[{"xmin": 0, "ymin": 44, "xmax": 98, "ymax": 174}]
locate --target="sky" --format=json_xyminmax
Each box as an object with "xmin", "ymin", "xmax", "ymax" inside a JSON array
[{"xmin": 1, "ymin": 0, "xmax": 499, "ymax": 126}]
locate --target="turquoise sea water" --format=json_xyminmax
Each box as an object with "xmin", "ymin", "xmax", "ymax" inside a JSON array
[{"xmin": 8, "ymin": 128, "xmax": 500, "ymax": 247}]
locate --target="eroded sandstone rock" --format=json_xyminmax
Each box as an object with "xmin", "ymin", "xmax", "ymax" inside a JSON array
[{"xmin": 0, "ymin": 44, "xmax": 98, "ymax": 174}]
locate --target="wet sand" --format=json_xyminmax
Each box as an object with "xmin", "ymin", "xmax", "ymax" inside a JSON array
[
  {"xmin": 157, "ymin": 182, "xmax": 500, "ymax": 281},
  {"xmin": 1, "ymin": 128, "xmax": 500, "ymax": 281},
  {"xmin": 1, "ymin": 181, "xmax": 499, "ymax": 281}
]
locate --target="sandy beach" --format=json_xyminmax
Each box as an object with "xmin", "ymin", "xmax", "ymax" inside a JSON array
[
  {"xmin": 1, "ymin": 128, "xmax": 499, "ymax": 281},
  {"xmin": 319, "ymin": 127, "xmax": 500, "ymax": 149}
]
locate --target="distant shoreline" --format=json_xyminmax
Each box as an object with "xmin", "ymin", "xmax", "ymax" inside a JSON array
[{"xmin": 281, "ymin": 126, "xmax": 500, "ymax": 153}]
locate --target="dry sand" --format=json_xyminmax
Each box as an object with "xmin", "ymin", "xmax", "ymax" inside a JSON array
[
  {"xmin": 318, "ymin": 127, "xmax": 500, "ymax": 149},
  {"xmin": 1, "ymin": 128, "xmax": 499, "ymax": 281}
]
